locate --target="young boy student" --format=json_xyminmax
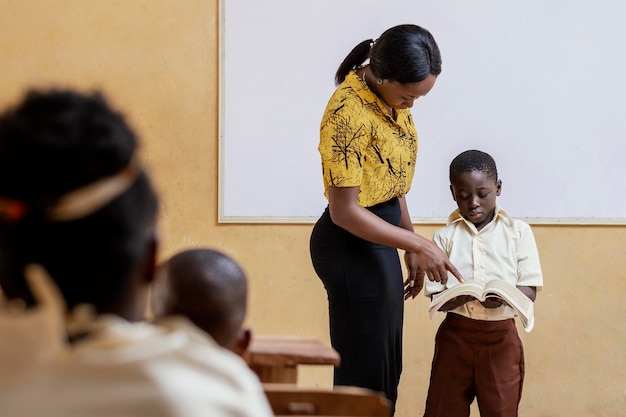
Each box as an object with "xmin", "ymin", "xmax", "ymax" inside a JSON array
[
  {"xmin": 151, "ymin": 248, "xmax": 252, "ymax": 356},
  {"xmin": 418, "ymin": 149, "xmax": 543, "ymax": 417}
]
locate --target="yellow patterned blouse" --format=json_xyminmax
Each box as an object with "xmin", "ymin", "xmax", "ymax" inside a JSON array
[{"xmin": 318, "ymin": 70, "xmax": 419, "ymax": 208}]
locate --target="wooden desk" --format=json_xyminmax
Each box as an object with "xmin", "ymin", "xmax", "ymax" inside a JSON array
[{"xmin": 245, "ymin": 335, "xmax": 341, "ymax": 384}]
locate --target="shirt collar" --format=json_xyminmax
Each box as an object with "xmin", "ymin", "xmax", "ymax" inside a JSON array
[
  {"xmin": 345, "ymin": 70, "xmax": 380, "ymax": 105},
  {"xmin": 447, "ymin": 203, "xmax": 511, "ymax": 230},
  {"xmin": 344, "ymin": 70, "xmax": 410, "ymax": 122}
]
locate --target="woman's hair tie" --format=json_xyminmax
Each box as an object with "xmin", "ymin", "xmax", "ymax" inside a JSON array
[
  {"xmin": 46, "ymin": 159, "xmax": 140, "ymax": 222},
  {"xmin": 0, "ymin": 197, "xmax": 28, "ymax": 223},
  {"xmin": 0, "ymin": 158, "xmax": 140, "ymax": 225}
]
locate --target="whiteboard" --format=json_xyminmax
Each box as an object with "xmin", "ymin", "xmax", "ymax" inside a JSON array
[{"xmin": 219, "ymin": 0, "xmax": 626, "ymax": 224}]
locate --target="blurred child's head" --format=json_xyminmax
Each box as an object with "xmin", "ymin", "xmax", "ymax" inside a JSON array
[
  {"xmin": 152, "ymin": 248, "xmax": 251, "ymax": 356},
  {"xmin": 449, "ymin": 150, "xmax": 501, "ymax": 231},
  {"xmin": 0, "ymin": 89, "xmax": 159, "ymax": 321}
]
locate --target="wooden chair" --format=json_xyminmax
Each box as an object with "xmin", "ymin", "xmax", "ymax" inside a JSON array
[{"xmin": 263, "ymin": 384, "xmax": 392, "ymax": 416}]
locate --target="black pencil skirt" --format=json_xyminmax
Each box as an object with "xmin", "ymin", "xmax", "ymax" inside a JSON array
[{"xmin": 309, "ymin": 198, "xmax": 404, "ymax": 411}]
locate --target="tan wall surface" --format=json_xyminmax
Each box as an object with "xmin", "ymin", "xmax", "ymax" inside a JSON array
[{"xmin": 1, "ymin": 1, "xmax": 625, "ymax": 416}]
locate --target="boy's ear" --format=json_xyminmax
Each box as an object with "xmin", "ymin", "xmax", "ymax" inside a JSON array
[
  {"xmin": 449, "ymin": 184, "xmax": 457, "ymax": 201},
  {"xmin": 232, "ymin": 328, "xmax": 252, "ymax": 357},
  {"xmin": 142, "ymin": 236, "xmax": 159, "ymax": 285},
  {"xmin": 496, "ymin": 179, "xmax": 502, "ymax": 196}
]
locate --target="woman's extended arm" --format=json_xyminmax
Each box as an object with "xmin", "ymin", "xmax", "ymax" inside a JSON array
[
  {"xmin": 328, "ymin": 186, "xmax": 462, "ymax": 284},
  {"xmin": 398, "ymin": 196, "xmax": 425, "ymax": 299}
]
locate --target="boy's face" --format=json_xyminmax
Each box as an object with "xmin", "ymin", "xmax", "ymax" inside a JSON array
[{"xmin": 450, "ymin": 170, "xmax": 502, "ymax": 231}]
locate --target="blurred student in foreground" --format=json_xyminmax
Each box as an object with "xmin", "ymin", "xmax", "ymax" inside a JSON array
[{"xmin": 0, "ymin": 89, "xmax": 273, "ymax": 417}]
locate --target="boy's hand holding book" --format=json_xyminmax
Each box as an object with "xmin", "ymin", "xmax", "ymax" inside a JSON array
[
  {"xmin": 428, "ymin": 279, "xmax": 535, "ymax": 332},
  {"xmin": 480, "ymin": 296, "xmax": 504, "ymax": 309}
]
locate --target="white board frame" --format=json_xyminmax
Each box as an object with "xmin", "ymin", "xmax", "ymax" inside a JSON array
[{"xmin": 219, "ymin": 0, "xmax": 626, "ymax": 225}]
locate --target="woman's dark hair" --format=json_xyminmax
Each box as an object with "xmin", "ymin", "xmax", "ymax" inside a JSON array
[
  {"xmin": 0, "ymin": 89, "xmax": 159, "ymax": 312},
  {"xmin": 449, "ymin": 149, "xmax": 499, "ymax": 183},
  {"xmin": 335, "ymin": 24, "xmax": 442, "ymax": 85}
]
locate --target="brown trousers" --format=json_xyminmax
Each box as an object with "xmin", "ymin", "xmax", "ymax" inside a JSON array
[{"xmin": 423, "ymin": 313, "xmax": 525, "ymax": 417}]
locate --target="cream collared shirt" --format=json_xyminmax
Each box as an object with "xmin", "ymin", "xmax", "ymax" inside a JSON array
[
  {"xmin": 425, "ymin": 205, "xmax": 543, "ymax": 321},
  {"xmin": 0, "ymin": 267, "xmax": 273, "ymax": 417}
]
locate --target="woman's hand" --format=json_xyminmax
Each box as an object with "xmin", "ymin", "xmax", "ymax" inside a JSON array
[
  {"xmin": 327, "ymin": 188, "xmax": 463, "ymax": 285},
  {"xmin": 414, "ymin": 238, "xmax": 463, "ymax": 285},
  {"xmin": 403, "ymin": 251, "xmax": 424, "ymax": 300}
]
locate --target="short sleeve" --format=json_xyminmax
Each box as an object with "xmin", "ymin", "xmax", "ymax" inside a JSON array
[
  {"xmin": 516, "ymin": 222, "xmax": 544, "ymax": 289},
  {"xmin": 318, "ymin": 97, "xmax": 372, "ymax": 189}
]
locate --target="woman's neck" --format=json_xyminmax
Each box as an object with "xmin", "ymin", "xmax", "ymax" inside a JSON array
[{"xmin": 357, "ymin": 66, "xmax": 395, "ymax": 119}]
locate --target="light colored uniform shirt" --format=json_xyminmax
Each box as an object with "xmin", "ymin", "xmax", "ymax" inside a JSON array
[
  {"xmin": 425, "ymin": 205, "xmax": 543, "ymax": 321},
  {"xmin": 318, "ymin": 71, "xmax": 418, "ymax": 207},
  {"xmin": 0, "ymin": 271, "xmax": 273, "ymax": 417}
]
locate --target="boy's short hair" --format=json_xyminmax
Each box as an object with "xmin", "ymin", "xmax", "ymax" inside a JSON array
[
  {"xmin": 449, "ymin": 149, "xmax": 498, "ymax": 183},
  {"xmin": 0, "ymin": 89, "xmax": 158, "ymax": 310},
  {"xmin": 152, "ymin": 248, "xmax": 248, "ymax": 350}
]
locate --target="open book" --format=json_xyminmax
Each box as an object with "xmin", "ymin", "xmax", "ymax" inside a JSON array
[{"xmin": 429, "ymin": 279, "xmax": 535, "ymax": 332}]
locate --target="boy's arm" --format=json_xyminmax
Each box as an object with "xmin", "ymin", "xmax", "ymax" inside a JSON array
[
  {"xmin": 439, "ymin": 295, "xmax": 475, "ymax": 310},
  {"xmin": 517, "ymin": 286, "xmax": 537, "ymax": 302},
  {"xmin": 480, "ymin": 285, "xmax": 537, "ymax": 309},
  {"xmin": 516, "ymin": 223, "xmax": 543, "ymax": 294}
]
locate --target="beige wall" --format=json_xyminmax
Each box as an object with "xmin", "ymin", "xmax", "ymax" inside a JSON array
[{"xmin": 1, "ymin": 1, "xmax": 625, "ymax": 416}]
